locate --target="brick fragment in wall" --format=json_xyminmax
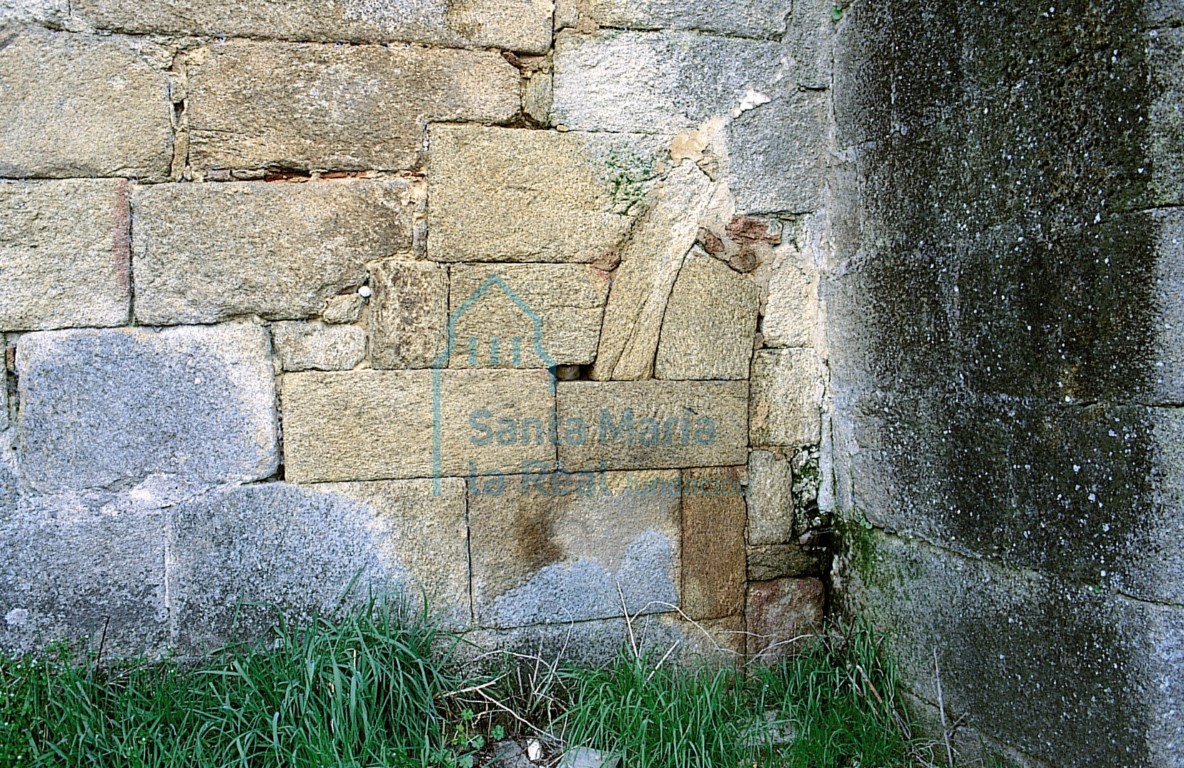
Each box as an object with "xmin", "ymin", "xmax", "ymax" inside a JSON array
[
  {"xmin": 187, "ymin": 41, "xmax": 519, "ymax": 173},
  {"xmin": 0, "ymin": 27, "xmax": 172, "ymax": 180},
  {"xmin": 168, "ymin": 479, "xmax": 469, "ymax": 652},
  {"xmin": 0, "ymin": 180, "xmax": 130, "ymax": 332},
  {"xmin": 16, "ymin": 325, "xmax": 278, "ymax": 494},
  {"xmin": 555, "ymin": 0, "xmax": 791, "ymax": 39},
  {"xmin": 750, "ymin": 349, "xmax": 825, "ymax": 448},
  {"xmin": 556, "ymin": 380, "xmax": 749, "ymax": 471},
  {"xmin": 655, "ymin": 253, "xmax": 760, "ymax": 380},
  {"xmin": 272, "ymin": 321, "xmax": 366, "ymax": 372},
  {"xmin": 369, "ymin": 261, "xmax": 448, "ymax": 369},
  {"xmin": 681, "ymin": 467, "xmax": 747, "ymax": 621},
  {"xmin": 428, "ymin": 124, "xmax": 663, "ymax": 263},
  {"xmin": 468, "ymin": 470, "xmax": 680, "ymax": 628},
  {"xmin": 133, "ymin": 180, "xmax": 414, "ymax": 325},
  {"xmin": 448, "ymin": 264, "xmax": 610, "ymax": 368},
  {"xmin": 282, "ymin": 369, "xmax": 555, "ymax": 484},
  {"xmin": 746, "ymin": 449, "xmax": 794, "ymax": 546},
  {"xmin": 552, "ymin": 31, "xmax": 782, "ymax": 133},
  {"xmin": 592, "ymin": 163, "xmax": 716, "ymax": 380},
  {"xmin": 746, "ymin": 578, "xmax": 825, "ymax": 660},
  {"xmin": 71, "ymin": 0, "xmax": 553, "ymax": 53}
]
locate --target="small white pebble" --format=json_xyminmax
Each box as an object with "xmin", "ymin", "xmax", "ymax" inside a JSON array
[{"xmin": 357, "ymin": 285, "xmax": 372, "ymax": 299}]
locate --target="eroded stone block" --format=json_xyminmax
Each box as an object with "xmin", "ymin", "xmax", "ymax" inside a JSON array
[
  {"xmin": 428, "ymin": 125, "xmax": 659, "ymax": 263},
  {"xmin": 272, "ymin": 321, "xmax": 366, "ymax": 371},
  {"xmin": 655, "ymin": 253, "xmax": 759, "ymax": 380},
  {"xmin": 17, "ymin": 325, "xmax": 278, "ymax": 493},
  {"xmin": 680, "ymin": 467, "xmax": 746, "ymax": 620},
  {"xmin": 134, "ymin": 179, "xmax": 413, "ymax": 324},
  {"xmin": 0, "ymin": 28, "xmax": 171, "ymax": 180},
  {"xmin": 448, "ymin": 264, "xmax": 610, "ymax": 368},
  {"xmin": 745, "ymin": 577, "xmax": 824, "ymax": 660},
  {"xmin": 282, "ymin": 369, "xmax": 555, "ymax": 483},
  {"xmin": 0, "ymin": 179, "xmax": 130, "ymax": 332},
  {"xmin": 468, "ymin": 470, "xmax": 680, "ymax": 628},
  {"xmin": 187, "ymin": 42, "xmax": 519, "ymax": 172},
  {"xmin": 557, "ymin": 380, "xmax": 748, "ymax": 471},
  {"xmin": 369, "ymin": 260, "xmax": 448, "ymax": 369},
  {"xmin": 558, "ymin": 0, "xmax": 790, "ymax": 38},
  {"xmin": 746, "ymin": 449, "xmax": 794, "ymax": 546},
  {"xmin": 750, "ymin": 349, "xmax": 824, "ymax": 448}
]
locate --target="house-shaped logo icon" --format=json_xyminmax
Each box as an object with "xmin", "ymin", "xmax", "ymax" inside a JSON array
[{"xmin": 431, "ymin": 273, "xmax": 557, "ymax": 494}]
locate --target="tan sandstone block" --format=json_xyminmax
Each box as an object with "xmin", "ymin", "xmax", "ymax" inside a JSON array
[
  {"xmin": 272, "ymin": 321, "xmax": 366, "ymax": 371},
  {"xmin": 592, "ymin": 163, "xmax": 716, "ymax": 380},
  {"xmin": 133, "ymin": 179, "xmax": 413, "ymax": 324},
  {"xmin": 750, "ymin": 349, "xmax": 825, "ymax": 448},
  {"xmin": 72, "ymin": 0, "xmax": 553, "ymax": 53},
  {"xmin": 428, "ymin": 125, "xmax": 660, "ymax": 263},
  {"xmin": 0, "ymin": 28, "xmax": 172, "ymax": 180},
  {"xmin": 369, "ymin": 261, "xmax": 448, "ymax": 369},
  {"xmin": 0, "ymin": 180, "xmax": 130, "ymax": 331},
  {"xmin": 557, "ymin": 380, "xmax": 748, "ymax": 471},
  {"xmin": 680, "ymin": 467, "xmax": 747, "ymax": 620},
  {"xmin": 746, "ymin": 449, "xmax": 794, "ymax": 546},
  {"xmin": 468, "ymin": 470, "xmax": 681, "ymax": 628},
  {"xmin": 655, "ymin": 253, "xmax": 759, "ymax": 380},
  {"xmin": 187, "ymin": 42, "xmax": 519, "ymax": 172},
  {"xmin": 282, "ymin": 369, "xmax": 555, "ymax": 483},
  {"xmin": 448, "ymin": 264, "xmax": 610, "ymax": 368}
]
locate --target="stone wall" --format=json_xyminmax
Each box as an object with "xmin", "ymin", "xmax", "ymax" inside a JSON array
[
  {"xmin": 0, "ymin": 1, "xmax": 832, "ymax": 659},
  {"xmin": 827, "ymin": 1, "xmax": 1184, "ymax": 766}
]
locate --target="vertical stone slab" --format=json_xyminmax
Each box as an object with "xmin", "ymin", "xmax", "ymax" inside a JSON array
[
  {"xmin": 369, "ymin": 260, "xmax": 448, "ymax": 370},
  {"xmin": 746, "ymin": 449, "xmax": 794, "ymax": 546},
  {"xmin": 655, "ymin": 253, "xmax": 759, "ymax": 380},
  {"xmin": 0, "ymin": 28, "xmax": 172, "ymax": 180},
  {"xmin": 187, "ymin": 42, "xmax": 520, "ymax": 172},
  {"xmin": 17, "ymin": 325, "xmax": 278, "ymax": 493},
  {"xmin": 680, "ymin": 467, "xmax": 747, "ymax": 620},
  {"xmin": 750, "ymin": 348, "xmax": 824, "ymax": 448},
  {"xmin": 468, "ymin": 470, "xmax": 680, "ymax": 628},
  {"xmin": 746, "ymin": 577, "xmax": 824, "ymax": 660},
  {"xmin": 0, "ymin": 180, "xmax": 131, "ymax": 331},
  {"xmin": 133, "ymin": 179, "xmax": 414, "ymax": 324}
]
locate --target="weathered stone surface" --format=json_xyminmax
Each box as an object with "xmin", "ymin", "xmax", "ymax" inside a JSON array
[
  {"xmin": 468, "ymin": 470, "xmax": 680, "ymax": 628},
  {"xmin": 321, "ymin": 293, "xmax": 365, "ymax": 325},
  {"xmin": 0, "ymin": 499, "xmax": 166, "ymax": 655},
  {"xmin": 557, "ymin": 380, "xmax": 748, "ymax": 471},
  {"xmin": 428, "ymin": 125, "xmax": 659, "ymax": 263},
  {"xmin": 592, "ymin": 163, "xmax": 716, "ymax": 380},
  {"xmin": 17, "ymin": 325, "xmax": 278, "ymax": 493},
  {"xmin": 760, "ymin": 239, "xmax": 820, "ymax": 348},
  {"xmin": 169, "ymin": 479, "xmax": 468, "ymax": 650},
  {"xmin": 1149, "ymin": 26, "xmax": 1183, "ymax": 207},
  {"xmin": 463, "ymin": 613, "xmax": 689, "ymax": 666},
  {"xmin": 726, "ymin": 89, "xmax": 828, "ymax": 214},
  {"xmin": 782, "ymin": 0, "xmax": 834, "ymax": 90},
  {"xmin": 0, "ymin": 336, "xmax": 7, "ymax": 432},
  {"xmin": 747, "ymin": 543, "xmax": 827, "ymax": 581},
  {"xmin": 134, "ymin": 179, "xmax": 414, "ymax": 324},
  {"xmin": 746, "ymin": 449, "xmax": 793, "ymax": 546},
  {"xmin": 745, "ymin": 578, "xmax": 824, "ymax": 660},
  {"xmin": 369, "ymin": 260, "xmax": 448, "ymax": 369},
  {"xmin": 523, "ymin": 72, "xmax": 553, "ymax": 125},
  {"xmin": 750, "ymin": 349, "xmax": 824, "ymax": 448},
  {"xmin": 187, "ymin": 42, "xmax": 519, "ymax": 172},
  {"xmin": 272, "ymin": 321, "xmax": 366, "ymax": 371},
  {"xmin": 0, "ymin": 0, "xmax": 65, "ymax": 24},
  {"xmin": 839, "ymin": 530, "xmax": 1183, "ymax": 767},
  {"xmin": 0, "ymin": 179, "xmax": 130, "ymax": 332},
  {"xmin": 1154, "ymin": 209, "xmax": 1184, "ymax": 403},
  {"xmin": 655, "ymin": 253, "xmax": 759, "ymax": 380},
  {"xmin": 557, "ymin": 0, "xmax": 790, "ymax": 38},
  {"xmin": 448, "ymin": 264, "xmax": 610, "ymax": 368},
  {"xmin": 282, "ymin": 369, "xmax": 555, "ymax": 483},
  {"xmin": 680, "ymin": 467, "xmax": 746, "ymax": 620},
  {"xmin": 73, "ymin": 0, "xmax": 553, "ymax": 52},
  {"xmin": 0, "ymin": 28, "xmax": 171, "ymax": 180},
  {"xmin": 552, "ymin": 31, "xmax": 782, "ymax": 133}
]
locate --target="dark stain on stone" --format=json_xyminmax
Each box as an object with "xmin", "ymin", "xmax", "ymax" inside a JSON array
[{"xmin": 512, "ymin": 494, "xmax": 562, "ymax": 575}]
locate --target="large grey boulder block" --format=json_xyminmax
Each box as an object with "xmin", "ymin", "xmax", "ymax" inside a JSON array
[{"xmin": 17, "ymin": 325, "xmax": 278, "ymax": 494}]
